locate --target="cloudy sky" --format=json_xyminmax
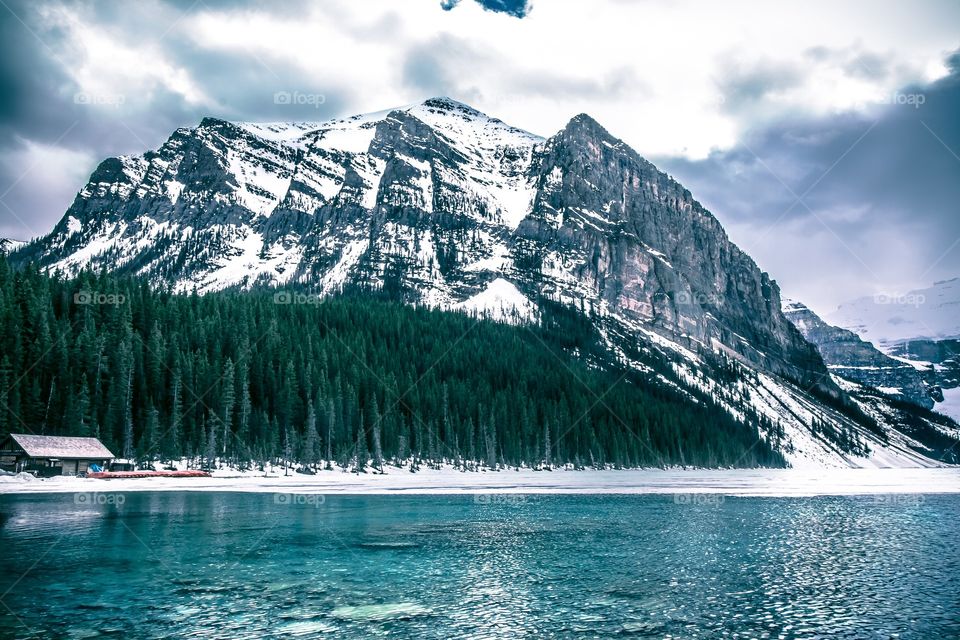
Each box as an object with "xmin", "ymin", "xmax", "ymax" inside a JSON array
[{"xmin": 0, "ymin": 0, "xmax": 957, "ymax": 314}]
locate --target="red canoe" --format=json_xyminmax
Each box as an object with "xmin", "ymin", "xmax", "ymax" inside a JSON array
[{"xmin": 87, "ymin": 470, "xmax": 212, "ymax": 479}]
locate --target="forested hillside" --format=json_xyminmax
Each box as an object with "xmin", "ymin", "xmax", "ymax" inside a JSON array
[{"xmin": 0, "ymin": 256, "xmax": 785, "ymax": 470}]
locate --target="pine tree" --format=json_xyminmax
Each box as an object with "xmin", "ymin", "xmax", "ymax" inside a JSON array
[
  {"xmin": 75, "ymin": 374, "xmax": 91, "ymax": 436},
  {"xmin": 205, "ymin": 413, "xmax": 217, "ymax": 469},
  {"xmin": 219, "ymin": 358, "xmax": 235, "ymax": 458},
  {"xmin": 41, "ymin": 378, "xmax": 56, "ymax": 434},
  {"xmin": 283, "ymin": 420, "xmax": 294, "ymax": 476},
  {"xmin": 484, "ymin": 413, "xmax": 497, "ymax": 470},
  {"xmin": 353, "ymin": 410, "xmax": 367, "ymax": 473},
  {"xmin": 325, "ymin": 398, "xmax": 335, "ymax": 470},
  {"xmin": 267, "ymin": 415, "xmax": 280, "ymax": 464},
  {"xmin": 465, "ymin": 416, "xmax": 476, "ymax": 470},
  {"xmin": 146, "ymin": 324, "xmax": 164, "ymax": 403},
  {"xmin": 236, "ymin": 359, "xmax": 252, "ymax": 463},
  {"xmin": 543, "ymin": 421, "xmax": 552, "ymax": 470},
  {"xmin": 395, "ymin": 434, "xmax": 408, "ymax": 467},
  {"xmin": 141, "ymin": 405, "xmax": 160, "ymax": 463},
  {"xmin": 426, "ymin": 420, "xmax": 438, "ymax": 469},
  {"xmin": 167, "ymin": 372, "xmax": 183, "ymax": 461},
  {"xmin": 371, "ymin": 413, "xmax": 384, "ymax": 474},
  {"xmin": 0, "ymin": 356, "xmax": 11, "ymax": 435},
  {"xmin": 121, "ymin": 344, "xmax": 134, "ymax": 460},
  {"xmin": 303, "ymin": 400, "xmax": 319, "ymax": 470}
]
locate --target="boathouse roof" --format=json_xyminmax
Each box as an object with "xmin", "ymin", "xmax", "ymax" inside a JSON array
[{"xmin": 3, "ymin": 434, "xmax": 115, "ymax": 459}]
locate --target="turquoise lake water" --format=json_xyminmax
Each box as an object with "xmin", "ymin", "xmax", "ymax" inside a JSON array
[{"xmin": 0, "ymin": 492, "xmax": 957, "ymax": 639}]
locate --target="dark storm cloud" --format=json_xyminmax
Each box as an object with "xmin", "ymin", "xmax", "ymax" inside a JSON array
[
  {"xmin": 402, "ymin": 34, "xmax": 484, "ymax": 101},
  {"xmin": 803, "ymin": 46, "xmax": 898, "ymax": 82},
  {"xmin": 0, "ymin": 0, "xmax": 353, "ymax": 239},
  {"xmin": 716, "ymin": 59, "xmax": 805, "ymax": 113},
  {"xmin": 655, "ymin": 51, "xmax": 960, "ymax": 308},
  {"xmin": 441, "ymin": 0, "xmax": 532, "ymax": 18}
]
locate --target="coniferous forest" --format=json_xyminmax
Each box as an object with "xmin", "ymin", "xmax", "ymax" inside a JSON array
[{"xmin": 0, "ymin": 255, "xmax": 786, "ymax": 470}]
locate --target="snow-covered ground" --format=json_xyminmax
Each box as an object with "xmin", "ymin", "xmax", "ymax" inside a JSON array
[{"xmin": 1, "ymin": 466, "xmax": 957, "ymax": 497}]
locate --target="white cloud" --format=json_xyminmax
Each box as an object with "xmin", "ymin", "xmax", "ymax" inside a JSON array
[
  {"xmin": 173, "ymin": 0, "xmax": 957, "ymax": 158},
  {"xmin": 37, "ymin": 2, "xmax": 216, "ymax": 111},
  {"xmin": 23, "ymin": 0, "xmax": 956, "ymax": 158}
]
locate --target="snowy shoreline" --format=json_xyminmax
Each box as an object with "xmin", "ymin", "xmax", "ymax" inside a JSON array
[{"xmin": 1, "ymin": 466, "xmax": 958, "ymax": 497}]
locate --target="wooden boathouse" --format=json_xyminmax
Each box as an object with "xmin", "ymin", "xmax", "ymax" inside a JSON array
[{"xmin": 0, "ymin": 434, "xmax": 115, "ymax": 477}]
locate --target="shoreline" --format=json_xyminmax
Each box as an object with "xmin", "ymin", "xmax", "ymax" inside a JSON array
[{"xmin": 1, "ymin": 466, "xmax": 958, "ymax": 497}]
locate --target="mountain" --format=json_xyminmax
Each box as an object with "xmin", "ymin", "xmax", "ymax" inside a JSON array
[
  {"xmin": 826, "ymin": 278, "xmax": 960, "ymax": 348},
  {"xmin": 783, "ymin": 299, "xmax": 933, "ymax": 408},
  {"xmin": 12, "ymin": 98, "xmax": 832, "ymax": 392},
  {"xmin": 825, "ymin": 279, "xmax": 960, "ymax": 422},
  {"xmin": 10, "ymin": 98, "xmax": 959, "ymax": 468},
  {"xmin": 0, "ymin": 239, "xmax": 25, "ymax": 254}
]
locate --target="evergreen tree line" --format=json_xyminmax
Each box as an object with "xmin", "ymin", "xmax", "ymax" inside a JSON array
[{"xmin": 0, "ymin": 256, "xmax": 787, "ymax": 470}]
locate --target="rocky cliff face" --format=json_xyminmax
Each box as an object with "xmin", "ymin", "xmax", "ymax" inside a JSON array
[
  {"xmin": 783, "ymin": 300, "xmax": 934, "ymax": 408},
  {"xmin": 887, "ymin": 339, "xmax": 960, "ymax": 404},
  {"xmin": 9, "ymin": 97, "xmax": 957, "ymax": 467},
  {"xmin": 515, "ymin": 114, "xmax": 829, "ymax": 393}
]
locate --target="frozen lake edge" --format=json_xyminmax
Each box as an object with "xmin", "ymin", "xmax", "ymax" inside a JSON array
[{"xmin": 1, "ymin": 467, "xmax": 958, "ymax": 497}]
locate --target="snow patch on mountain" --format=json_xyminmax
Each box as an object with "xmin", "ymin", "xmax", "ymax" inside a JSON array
[
  {"xmin": 226, "ymin": 150, "xmax": 293, "ymax": 216},
  {"xmin": 453, "ymin": 278, "xmax": 536, "ymax": 324},
  {"xmin": 235, "ymin": 121, "xmax": 327, "ymax": 143},
  {"xmin": 463, "ymin": 240, "xmax": 512, "ymax": 273},
  {"xmin": 320, "ymin": 239, "xmax": 370, "ymax": 295}
]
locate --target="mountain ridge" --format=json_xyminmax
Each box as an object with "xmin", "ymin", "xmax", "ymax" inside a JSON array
[{"xmin": 9, "ymin": 97, "xmax": 958, "ymax": 468}]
